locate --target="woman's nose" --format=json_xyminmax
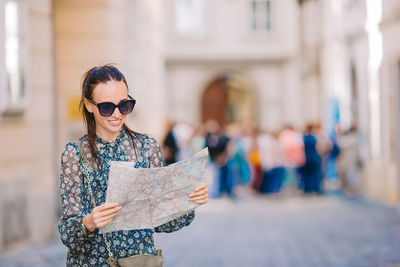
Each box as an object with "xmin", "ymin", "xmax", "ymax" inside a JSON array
[{"xmin": 111, "ymin": 106, "xmax": 122, "ymax": 118}]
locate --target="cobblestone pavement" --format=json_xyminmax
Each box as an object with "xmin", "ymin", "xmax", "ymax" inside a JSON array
[{"xmin": 1, "ymin": 190, "xmax": 400, "ymax": 267}]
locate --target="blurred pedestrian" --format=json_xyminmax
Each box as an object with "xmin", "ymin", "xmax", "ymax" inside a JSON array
[
  {"xmin": 206, "ymin": 131, "xmax": 234, "ymax": 198},
  {"xmin": 325, "ymin": 124, "xmax": 341, "ymax": 189},
  {"xmin": 257, "ymin": 131, "xmax": 285, "ymax": 194},
  {"xmin": 204, "ymin": 120, "xmax": 240, "ymax": 198},
  {"xmin": 172, "ymin": 122, "xmax": 194, "ymax": 161},
  {"xmin": 313, "ymin": 123, "xmax": 333, "ymax": 186},
  {"xmin": 225, "ymin": 123, "xmax": 251, "ymax": 187},
  {"xmin": 278, "ymin": 125, "xmax": 305, "ymax": 193},
  {"xmin": 162, "ymin": 119, "xmax": 179, "ymax": 166},
  {"xmin": 337, "ymin": 124, "xmax": 360, "ymax": 196},
  {"xmin": 300, "ymin": 124, "xmax": 323, "ymax": 194},
  {"xmin": 58, "ymin": 65, "xmax": 208, "ymax": 266},
  {"xmin": 240, "ymin": 122, "xmax": 262, "ymax": 192},
  {"xmin": 249, "ymin": 138, "xmax": 263, "ymax": 192},
  {"xmin": 314, "ymin": 123, "xmax": 333, "ymax": 158},
  {"xmin": 189, "ymin": 124, "xmax": 206, "ymax": 153}
]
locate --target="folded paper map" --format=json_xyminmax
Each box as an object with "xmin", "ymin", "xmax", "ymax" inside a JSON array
[{"xmin": 99, "ymin": 148, "xmax": 209, "ymax": 233}]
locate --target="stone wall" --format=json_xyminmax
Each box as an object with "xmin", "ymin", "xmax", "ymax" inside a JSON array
[
  {"xmin": 0, "ymin": 0, "xmax": 56, "ymax": 253},
  {"xmin": 54, "ymin": 0, "xmax": 166, "ymax": 143},
  {"xmin": 299, "ymin": 0, "xmax": 400, "ymax": 204},
  {"xmin": 164, "ymin": 0, "xmax": 302, "ymax": 131}
]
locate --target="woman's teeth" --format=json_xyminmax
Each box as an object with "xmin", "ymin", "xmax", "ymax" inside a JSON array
[{"xmin": 109, "ymin": 119, "xmax": 121, "ymax": 126}]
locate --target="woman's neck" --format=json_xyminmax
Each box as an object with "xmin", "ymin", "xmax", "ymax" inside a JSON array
[{"xmin": 96, "ymin": 129, "xmax": 120, "ymax": 142}]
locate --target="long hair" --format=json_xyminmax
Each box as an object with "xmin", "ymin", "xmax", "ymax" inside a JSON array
[{"xmin": 79, "ymin": 64, "xmax": 140, "ymax": 167}]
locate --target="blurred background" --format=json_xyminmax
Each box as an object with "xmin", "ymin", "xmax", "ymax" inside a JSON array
[{"xmin": 1, "ymin": 0, "xmax": 400, "ymax": 266}]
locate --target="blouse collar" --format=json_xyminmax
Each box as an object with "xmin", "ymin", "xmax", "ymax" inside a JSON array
[{"xmin": 95, "ymin": 127, "xmax": 126, "ymax": 147}]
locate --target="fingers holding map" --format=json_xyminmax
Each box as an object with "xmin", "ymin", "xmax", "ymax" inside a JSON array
[
  {"xmin": 99, "ymin": 148, "xmax": 209, "ymax": 234},
  {"xmin": 189, "ymin": 183, "xmax": 209, "ymax": 204}
]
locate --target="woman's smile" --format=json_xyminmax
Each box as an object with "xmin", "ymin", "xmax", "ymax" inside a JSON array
[
  {"xmin": 85, "ymin": 80, "xmax": 129, "ymax": 142},
  {"xmin": 108, "ymin": 118, "xmax": 122, "ymax": 127}
]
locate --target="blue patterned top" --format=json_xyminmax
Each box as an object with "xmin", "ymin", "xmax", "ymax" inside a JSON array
[{"xmin": 58, "ymin": 128, "xmax": 195, "ymax": 266}]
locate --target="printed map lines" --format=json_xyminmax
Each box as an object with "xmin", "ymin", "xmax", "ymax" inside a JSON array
[{"xmin": 100, "ymin": 148, "xmax": 208, "ymax": 233}]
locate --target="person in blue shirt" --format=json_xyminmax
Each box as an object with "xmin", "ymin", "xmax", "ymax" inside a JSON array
[{"xmin": 301, "ymin": 124, "xmax": 323, "ymax": 194}]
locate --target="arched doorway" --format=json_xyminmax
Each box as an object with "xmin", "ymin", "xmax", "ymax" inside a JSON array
[{"xmin": 201, "ymin": 74, "xmax": 255, "ymax": 126}]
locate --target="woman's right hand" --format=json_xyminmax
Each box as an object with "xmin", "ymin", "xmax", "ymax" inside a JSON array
[{"xmin": 83, "ymin": 202, "xmax": 121, "ymax": 233}]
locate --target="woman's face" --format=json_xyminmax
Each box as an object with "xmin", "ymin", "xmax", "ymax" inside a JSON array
[{"xmin": 85, "ymin": 80, "xmax": 129, "ymax": 141}]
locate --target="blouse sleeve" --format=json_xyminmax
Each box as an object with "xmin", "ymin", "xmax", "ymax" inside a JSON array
[
  {"xmin": 147, "ymin": 136, "xmax": 196, "ymax": 233},
  {"xmin": 58, "ymin": 143, "xmax": 97, "ymax": 255},
  {"xmin": 148, "ymin": 136, "xmax": 164, "ymax": 168}
]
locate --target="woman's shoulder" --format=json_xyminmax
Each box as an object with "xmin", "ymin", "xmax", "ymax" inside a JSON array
[
  {"xmin": 62, "ymin": 142, "xmax": 78, "ymax": 154},
  {"xmin": 61, "ymin": 135, "xmax": 88, "ymax": 156},
  {"xmin": 60, "ymin": 142, "xmax": 80, "ymax": 165},
  {"xmin": 139, "ymin": 134, "xmax": 161, "ymax": 148}
]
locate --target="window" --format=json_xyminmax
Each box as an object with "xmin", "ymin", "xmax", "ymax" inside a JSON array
[
  {"xmin": 345, "ymin": 0, "xmax": 362, "ymax": 9},
  {"xmin": 1, "ymin": 0, "xmax": 27, "ymax": 116},
  {"xmin": 174, "ymin": 0, "xmax": 207, "ymax": 36},
  {"xmin": 251, "ymin": 0, "xmax": 272, "ymax": 32}
]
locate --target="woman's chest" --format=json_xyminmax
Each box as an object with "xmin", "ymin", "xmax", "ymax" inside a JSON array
[{"xmin": 84, "ymin": 144, "xmax": 151, "ymax": 207}]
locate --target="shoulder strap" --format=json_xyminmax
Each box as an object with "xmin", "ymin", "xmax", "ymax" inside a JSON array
[
  {"xmin": 76, "ymin": 143, "xmax": 115, "ymax": 261},
  {"xmin": 77, "ymin": 143, "xmax": 97, "ymax": 208}
]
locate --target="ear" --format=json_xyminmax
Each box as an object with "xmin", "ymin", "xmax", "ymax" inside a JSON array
[{"xmin": 84, "ymin": 98, "xmax": 94, "ymax": 113}]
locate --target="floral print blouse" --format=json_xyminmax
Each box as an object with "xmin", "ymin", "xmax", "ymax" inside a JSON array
[{"xmin": 58, "ymin": 128, "xmax": 195, "ymax": 266}]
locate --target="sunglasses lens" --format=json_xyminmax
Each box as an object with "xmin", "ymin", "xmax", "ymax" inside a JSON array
[
  {"xmin": 119, "ymin": 100, "xmax": 135, "ymax": 114},
  {"xmin": 98, "ymin": 102, "xmax": 116, "ymax": 116}
]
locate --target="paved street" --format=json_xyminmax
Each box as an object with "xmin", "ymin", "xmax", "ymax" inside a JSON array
[{"xmin": 1, "ymin": 191, "xmax": 400, "ymax": 267}]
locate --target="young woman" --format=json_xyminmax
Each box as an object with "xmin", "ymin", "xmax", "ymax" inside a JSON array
[{"xmin": 58, "ymin": 65, "xmax": 208, "ymax": 266}]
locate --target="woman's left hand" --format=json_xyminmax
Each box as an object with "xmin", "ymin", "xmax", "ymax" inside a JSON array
[{"xmin": 189, "ymin": 183, "xmax": 209, "ymax": 205}]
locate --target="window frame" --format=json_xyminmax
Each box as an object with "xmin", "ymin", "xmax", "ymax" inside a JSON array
[
  {"xmin": 173, "ymin": 0, "xmax": 208, "ymax": 38},
  {"xmin": 250, "ymin": 0, "xmax": 273, "ymax": 34},
  {"xmin": 0, "ymin": 0, "xmax": 28, "ymax": 117}
]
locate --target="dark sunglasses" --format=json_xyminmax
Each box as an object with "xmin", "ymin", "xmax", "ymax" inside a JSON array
[{"xmin": 87, "ymin": 95, "xmax": 136, "ymax": 117}]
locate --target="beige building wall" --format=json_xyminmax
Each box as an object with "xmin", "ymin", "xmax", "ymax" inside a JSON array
[
  {"xmin": 125, "ymin": 0, "xmax": 167, "ymax": 139},
  {"xmin": 2, "ymin": 0, "xmax": 398, "ymax": 254},
  {"xmin": 346, "ymin": 0, "xmax": 400, "ymax": 204},
  {"xmin": 0, "ymin": 0, "xmax": 56, "ymax": 253},
  {"xmin": 54, "ymin": 0, "xmax": 166, "ymax": 145},
  {"xmin": 377, "ymin": 0, "xmax": 400, "ymax": 203},
  {"xmin": 165, "ymin": 0, "xmax": 302, "ymax": 131},
  {"xmin": 54, "ymin": 0, "xmax": 129, "ymax": 149},
  {"xmin": 0, "ymin": 0, "xmax": 169, "ymax": 254},
  {"xmin": 300, "ymin": 0, "xmax": 400, "ymax": 204},
  {"xmin": 165, "ymin": 0, "xmax": 299, "ymax": 60},
  {"xmin": 165, "ymin": 60, "xmax": 303, "ymax": 131},
  {"xmin": 298, "ymin": 0, "xmax": 323, "ymax": 125}
]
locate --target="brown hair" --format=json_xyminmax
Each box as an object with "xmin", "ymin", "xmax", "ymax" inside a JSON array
[{"xmin": 79, "ymin": 64, "xmax": 140, "ymax": 167}]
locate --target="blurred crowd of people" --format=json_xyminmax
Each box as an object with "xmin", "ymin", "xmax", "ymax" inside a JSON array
[{"xmin": 161, "ymin": 119, "xmax": 363, "ymax": 199}]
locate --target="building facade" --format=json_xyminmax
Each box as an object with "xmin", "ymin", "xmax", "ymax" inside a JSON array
[
  {"xmin": 0, "ymin": 0, "xmax": 169, "ymax": 254},
  {"xmin": 299, "ymin": 0, "xmax": 400, "ymax": 203},
  {"xmin": 0, "ymin": 0, "xmax": 306, "ymax": 253},
  {"xmin": 164, "ymin": 0, "xmax": 305, "ymax": 131},
  {"xmin": 0, "ymin": 0, "xmax": 56, "ymax": 253},
  {"xmin": 1, "ymin": 0, "xmax": 399, "ymax": 254}
]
